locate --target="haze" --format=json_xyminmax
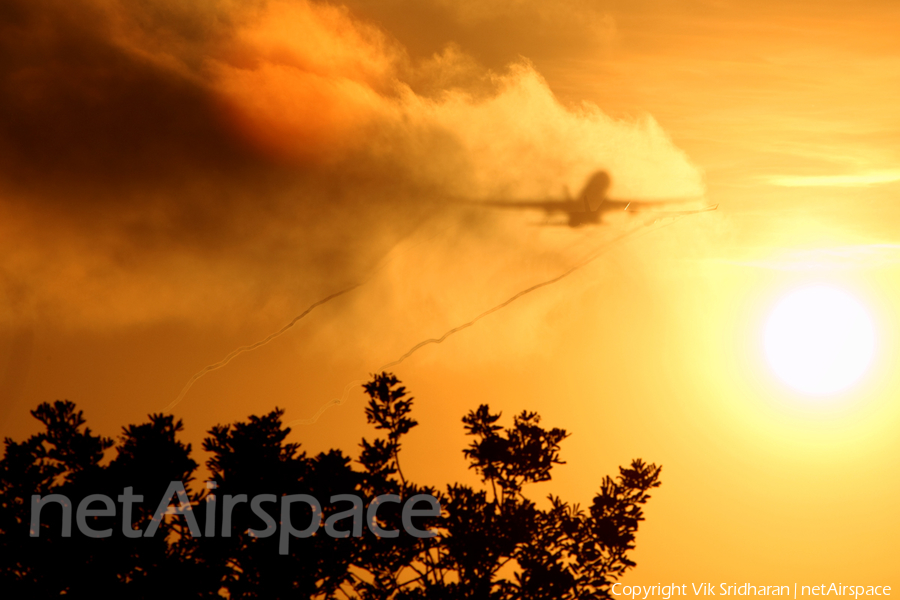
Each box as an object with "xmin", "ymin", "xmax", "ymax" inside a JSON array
[{"xmin": 1, "ymin": 0, "xmax": 899, "ymax": 587}]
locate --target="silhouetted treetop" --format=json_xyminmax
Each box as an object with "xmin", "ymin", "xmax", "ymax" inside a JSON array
[
  {"xmin": 463, "ymin": 404, "xmax": 569, "ymax": 500},
  {"xmin": 0, "ymin": 374, "xmax": 661, "ymax": 599}
]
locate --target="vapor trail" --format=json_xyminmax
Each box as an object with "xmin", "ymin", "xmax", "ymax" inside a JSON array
[
  {"xmin": 378, "ymin": 228, "xmax": 638, "ymax": 370},
  {"xmin": 285, "ymin": 379, "xmax": 368, "ymax": 426},
  {"xmin": 165, "ymin": 218, "xmax": 459, "ymax": 412},
  {"xmin": 289, "ymin": 217, "xmax": 689, "ymax": 427},
  {"xmin": 164, "ymin": 285, "xmax": 359, "ymax": 412}
]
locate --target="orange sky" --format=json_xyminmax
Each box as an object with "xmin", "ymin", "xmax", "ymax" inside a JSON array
[{"xmin": 2, "ymin": 0, "xmax": 899, "ymax": 589}]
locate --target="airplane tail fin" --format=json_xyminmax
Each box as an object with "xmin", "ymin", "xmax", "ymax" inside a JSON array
[{"xmin": 579, "ymin": 170, "xmax": 611, "ymax": 212}]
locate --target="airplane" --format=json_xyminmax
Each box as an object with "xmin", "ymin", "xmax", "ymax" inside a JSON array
[{"xmin": 474, "ymin": 170, "xmax": 717, "ymax": 227}]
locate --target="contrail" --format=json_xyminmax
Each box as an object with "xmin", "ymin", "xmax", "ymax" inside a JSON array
[
  {"xmin": 285, "ymin": 379, "xmax": 368, "ymax": 426},
  {"xmin": 164, "ymin": 285, "xmax": 360, "ymax": 412},
  {"xmin": 378, "ymin": 228, "xmax": 639, "ymax": 370},
  {"xmin": 165, "ymin": 218, "xmax": 460, "ymax": 412},
  {"xmin": 287, "ymin": 216, "xmax": 688, "ymax": 427}
]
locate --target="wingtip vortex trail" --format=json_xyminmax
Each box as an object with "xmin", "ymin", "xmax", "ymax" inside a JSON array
[
  {"xmin": 163, "ymin": 220, "xmax": 464, "ymax": 413},
  {"xmin": 170, "ymin": 212, "xmax": 699, "ymax": 427},
  {"xmin": 284, "ymin": 379, "xmax": 367, "ymax": 426},
  {"xmin": 163, "ymin": 285, "xmax": 360, "ymax": 412},
  {"xmin": 292, "ymin": 217, "xmax": 692, "ymax": 426}
]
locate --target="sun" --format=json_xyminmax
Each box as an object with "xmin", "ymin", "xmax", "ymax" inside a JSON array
[{"xmin": 764, "ymin": 285, "xmax": 875, "ymax": 395}]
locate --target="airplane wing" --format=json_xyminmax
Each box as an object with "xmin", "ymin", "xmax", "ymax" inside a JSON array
[
  {"xmin": 621, "ymin": 203, "xmax": 718, "ymax": 215},
  {"xmin": 604, "ymin": 197, "xmax": 705, "ymax": 210},
  {"xmin": 466, "ymin": 196, "xmax": 716, "ymax": 216},
  {"xmin": 471, "ymin": 200, "xmax": 585, "ymax": 214}
]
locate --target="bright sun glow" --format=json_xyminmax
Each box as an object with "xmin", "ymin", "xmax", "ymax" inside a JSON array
[{"xmin": 764, "ymin": 285, "xmax": 875, "ymax": 395}]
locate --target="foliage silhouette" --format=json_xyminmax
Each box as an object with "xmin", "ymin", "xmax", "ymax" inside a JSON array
[{"xmin": 0, "ymin": 373, "xmax": 661, "ymax": 599}]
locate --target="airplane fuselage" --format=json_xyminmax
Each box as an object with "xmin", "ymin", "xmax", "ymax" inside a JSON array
[{"xmin": 475, "ymin": 169, "xmax": 714, "ymax": 227}]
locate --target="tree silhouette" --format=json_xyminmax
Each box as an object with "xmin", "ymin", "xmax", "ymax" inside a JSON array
[
  {"xmin": 0, "ymin": 401, "xmax": 215, "ymax": 597},
  {"xmin": 0, "ymin": 373, "xmax": 661, "ymax": 599}
]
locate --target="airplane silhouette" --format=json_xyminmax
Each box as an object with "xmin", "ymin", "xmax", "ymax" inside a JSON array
[{"xmin": 476, "ymin": 170, "xmax": 717, "ymax": 227}]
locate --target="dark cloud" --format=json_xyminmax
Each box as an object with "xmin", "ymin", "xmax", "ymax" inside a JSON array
[
  {"xmin": 0, "ymin": 0, "xmax": 702, "ymax": 329},
  {"xmin": 0, "ymin": 0, "xmax": 250, "ymax": 192}
]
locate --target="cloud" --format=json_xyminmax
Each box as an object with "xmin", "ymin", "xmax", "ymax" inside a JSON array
[
  {"xmin": 342, "ymin": 0, "xmax": 617, "ymax": 67},
  {"xmin": 211, "ymin": 1, "xmax": 702, "ymax": 197},
  {"xmin": 210, "ymin": 0, "xmax": 404, "ymax": 162},
  {"xmin": 0, "ymin": 0, "xmax": 703, "ymax": 331}
]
